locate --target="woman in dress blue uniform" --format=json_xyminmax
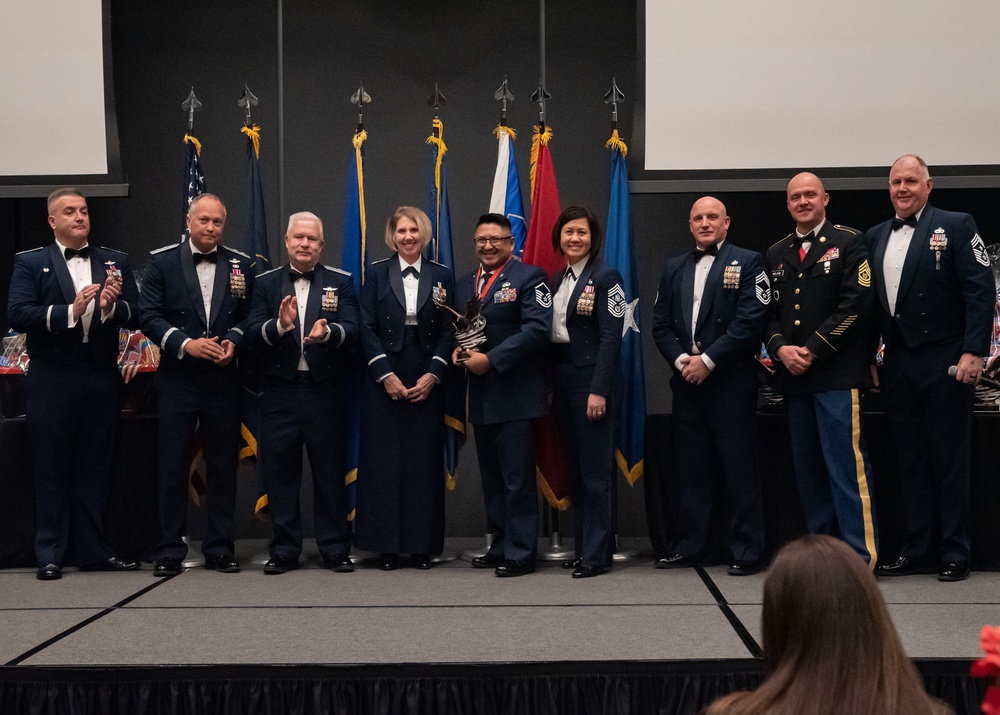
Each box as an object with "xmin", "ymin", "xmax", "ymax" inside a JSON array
[
  {"xmin": 548, "ymin": 206, "xmax": 624, "ymax": 578},
  {"xmin": 355, "ymin": 207, "xmax": 455, "ymax": 569}
]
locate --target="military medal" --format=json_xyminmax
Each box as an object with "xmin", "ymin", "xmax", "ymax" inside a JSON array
[
  {"xmin": 495, "ymin": 281, "xmax": 517, "ymax": 304},
  {"xmin": 229, "ymin": 259, "xmax": 246, "ymax": 299},
  {"xmin": 723, "ymin": 263, "xmax": 741, "ymax": 289},
  {"xmin": 104, "ymin": 260, "xmax": 122, "ymax": 285},
  {"xmin": 577, "ymin": 283, "xmax": 596, "ymax": 315},
  {"xmin": 322, "ymin": 287, "xmax": 338, "ymax": 311},
  {"xmin": 432, "ymin": 281, "xmax": 447, "ymax": 305},
  {"xmin": 930, "ymin": 228, "xmax": 948, "ymax": 271}
]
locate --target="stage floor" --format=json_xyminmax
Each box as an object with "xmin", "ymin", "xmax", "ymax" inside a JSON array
[{"xmin": 2, "ymin": 538, "xmax": 995, "ymax": 667}]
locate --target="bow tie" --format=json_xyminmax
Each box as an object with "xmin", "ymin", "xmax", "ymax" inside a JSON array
[
  {"xmin": 193, "ymin": 251, "xmax": 217, "ymax": 265},
  {"xmin": 891, "ymin": 215, "xmax": 918, "ymax": 231},
  {"xmin": 290, "ymin": 269, "xmax": 315, "ymax": 282},
  {"xmin": 64, "ymin": 246, "xmax": 91, "ymax": 260},
  {"xmin": 692, "ymin": 244, "xmax": 719, "ymax": 262},
  {"xmin": 402, "ymin": 266, "xmax": 419, "ymax": 279},
  {"xmin": 795, "ymin": 231, "xmax": 815, "ymax": 244}
]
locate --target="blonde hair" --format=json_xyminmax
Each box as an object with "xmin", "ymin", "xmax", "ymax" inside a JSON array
[{"xmin": 384, "ymin": 206, "xmax": 432, "ymax": 253}]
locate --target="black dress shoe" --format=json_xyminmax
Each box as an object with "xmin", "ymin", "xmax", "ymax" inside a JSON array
[
  {"xmin": 37, "ymin": 563, "xmax": 62, "ymax": 581},
  {"xmin": 874, "ymin": 556, "xmax": 935, "ymax": 577},
  {"xmin": 495, "ymin": 560, "xmax": 535, "ymax": 577},
  {"xmin": 205, "ymin": 554, "xmax": 240, "ymax": 573},
  {"xmin": 562, "ymin": 558, "xmax": 582, "ymax": 570},
  {"xmin": 572, "ymin": 563, "xmax": 604, "ymax": 579},
  {"xmin": 378, "ymin": 553, "xmax": 398, "ymax": 571},
  {"xmin": 654, "ymin": 553, "xmax": 695, "ymax": 569},
  {"xmin": 471, "ymin": 554, "xmax": 504, "ymax": 569},
  {"xmin": 153, "ymin": 558, "xmax": 182, "ymax": 577},
  {"xmin": 80, "ymin": 556, "xmax": 140, "ymax": 572},
  {"xmin": 323, "ymin": 553, "xmax": 354, "ymax": 573},
  {"xmin": 728, "ymin": 561, "xmax": 762, "ymax": 576},
  {"xmin": 263, "ymin": 555, "xmax": 298, "ymax": 575},
  {"xmin": 411, "ymin": 554, "xmax": 432, "ymax": 570},
  {"xmin": 938, "ymin": 561, "xmax": 970, "ymax": 582}
]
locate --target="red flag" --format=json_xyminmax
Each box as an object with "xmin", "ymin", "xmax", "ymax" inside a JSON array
[{"xmin": 522, "ymin": 124, "xmax": 570, "ymax": 510}]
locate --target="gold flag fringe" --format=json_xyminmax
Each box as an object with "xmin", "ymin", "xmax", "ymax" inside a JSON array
[
  {"xmin": 529, "ymin": 124, "xmax": 553, "ymax": 199},
  {"xmin": 353, "ymin": 130, "xmax": 368, "ymax": 285},
  {"xmin": 183, "ymin": 133, "xmax": 202, "ymax": 155},
  {"xmin": 493, "ymin": 124, "xmax": 517, "ymax": 141},
  {"xmin": 605, "ymin": 129, "xmax": 628, "ymax": 157},
  {"xmin": 241, "ymin": 124, "xmax": 261, "ymax": 160}
]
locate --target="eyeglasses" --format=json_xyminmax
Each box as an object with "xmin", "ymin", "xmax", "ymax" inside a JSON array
[{"xmin": 473, "ymin": 235, "xmax": 513, "ymax": 247}]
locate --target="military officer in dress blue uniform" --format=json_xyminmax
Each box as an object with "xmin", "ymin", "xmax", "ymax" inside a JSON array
[
  {"xmin": 652, "ymin": 196, "xmax": 770, "ymax": 575},
  {"xmin": 547, "ymin": 206, "xmax": 623, "ymax": 578},
  {"xmin": 8, "ymin": 188, "xmax": 140, "ymax": 580},
  {"xmin": 139, "ymin": 193, "xmax": 255, "ymax": 577},
  {"xmin": 246, "ymin": 211, "xmax": 359, "ymax": 575},
  {"xmin": 868, "ymin": 155, "xmax": 994, "ymax": 582},
  {"xmin": 765, "ymin": 172, "xmax": 878, "ymax": 567},
  {"xmin": 453, "ymin": 213, "xmax": 552, "ymax": 577},
  {"xmin": 355, "ymin": 206, "xmax": 455, "ymax": 570}
]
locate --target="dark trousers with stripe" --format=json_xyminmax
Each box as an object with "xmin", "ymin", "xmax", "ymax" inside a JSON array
[
  {"xmin": 882, "ymin": 340, "xmax": 973, "ymax": 564},
  {"xmin": 551, "ymin": 361, "xmax": 613, "ymax": 568},
  {"xmin": 260, "ymin": 374, "xmax": 350, "ymax": 561},
  {"xmin": 670, "ymin": 364, "xmax": 764, "ymax": 564},
  {"xmin": 786, "ymin": 389, "xmax": 878, "ymax": 566},
  {"xmin": 27, "ymin": 356, "xmax": 120, "ymax": 567},
  {"xmin": 473, "ymin": 419, "xmax": 538, "ymax": 565}
]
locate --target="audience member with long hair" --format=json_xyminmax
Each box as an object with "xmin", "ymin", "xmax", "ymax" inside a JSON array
[{"xmin": 705, "ymin": 534, "xmax": 951, "ymax": 715}]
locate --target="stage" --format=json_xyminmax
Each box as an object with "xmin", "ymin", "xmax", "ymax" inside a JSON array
[{"xmin": 0, "ymin": 538, "xmax": 991, "ymax": 714}]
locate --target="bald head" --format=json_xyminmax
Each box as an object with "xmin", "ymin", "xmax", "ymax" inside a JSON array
[
  {"xmin": 786, "ymin": 172, "xmax": 829, "ymax": 234},
  {"xmin": 688, "ymin": 196, "xmax": 730, "ymax": 249}
]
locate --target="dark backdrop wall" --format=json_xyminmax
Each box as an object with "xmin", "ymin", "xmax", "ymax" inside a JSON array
[{"xmin": 2, "ymin": 0, "xmax": 998, "ymax": 540}]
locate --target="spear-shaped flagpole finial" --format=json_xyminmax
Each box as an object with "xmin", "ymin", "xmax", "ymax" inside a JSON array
[
  {"xmin": 604, "ymin": 77, "xmax": 625, "ymax": 128},
  {"xmin": 494, "ymin": 76, "xmax": 515, "ymax": 125},
  {"xmin": 181, "ymin": 87, "xmax": 202, "ymax": 132},
  {"xmin": 427, "ymin": 83, "xmax": 447, "ymax": 119},
  {"xmin": 350, "ymin": 83, "xmax": 372, "ymax": 132},
  {"xmin": 237, "ymin": 83, "xmax": 259, "ymax": 127},
  {"xmin": 427, "ymin": 83, "xmax": 447, "ymax": 138},
  {"xmin": 530, "ymin": 78, "xmax": 551, "ymax": 128}
]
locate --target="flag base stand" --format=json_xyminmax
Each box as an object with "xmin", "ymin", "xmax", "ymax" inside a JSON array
[
  {"xmin": 536, "ymin": 531, "xmax": 574, "ymax": 561},
  {"xmin": 611, "ymin": 535, "xmax": 641, "ymax": 562},
  {"xmin": 460, "ymin": 532, "xmax": 494, "ymax": 561},
  {"xmin": 431, "ymin": 547, "xmax": 458, "ymax": 564},
  {"xmin": 181, "ymin": 537, "xmax": 205, "ymax": 569}
]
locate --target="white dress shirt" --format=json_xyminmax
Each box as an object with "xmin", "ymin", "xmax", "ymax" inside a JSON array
[
  {"xmin": 551, "ymin": 254, "xmax": 588, "ymax": 344},
  {"xmin": 883, "ymin": 207, "xmax": 924, "ymax": 314}
]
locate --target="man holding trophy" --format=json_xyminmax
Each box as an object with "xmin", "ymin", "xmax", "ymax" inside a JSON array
[{"xmin": 451, "ymin": 213, "xmax": 552, "ymax": 577}]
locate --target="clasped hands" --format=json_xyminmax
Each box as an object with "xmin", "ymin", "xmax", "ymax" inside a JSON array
[{"xmin": 383, "ymin": 372, "xmax": 436, "ymax": 403}]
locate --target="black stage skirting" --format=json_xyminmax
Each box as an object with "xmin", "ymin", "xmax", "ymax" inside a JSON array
[
  {"xmin": 645, "ymin": 405, "xmax": 1000, "ymax": 569},
  {"xmin": 0, "ymin": 660, "xmax": 986, "ymax": 715}
]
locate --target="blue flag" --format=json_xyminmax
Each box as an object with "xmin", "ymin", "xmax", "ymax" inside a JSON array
[
  {"xmin": 603, "ymin": 134, "xmax": 646, "ymax": 486},
  {"xmin": 425, "ymin": 119, "xmax": 464, "ymax": 489},
  {"xmin": 181, "ymin": 133, "xmax": 206, "ymax": 236},
  {"xmin": 489, "ymin": 126, "xmax": 527, "ymax": 258},
  {"xmin": 341, "ymin": 130, "xmax": 369, "ymax": 519},
  {"xmin": 240, "ymin": 125, "xmax": 271, "ymax": 274}
]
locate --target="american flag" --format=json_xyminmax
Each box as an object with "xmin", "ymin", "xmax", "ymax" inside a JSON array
[{"xmin": 181, "ymin": 133, "xmax": 206, "ymax": 237}]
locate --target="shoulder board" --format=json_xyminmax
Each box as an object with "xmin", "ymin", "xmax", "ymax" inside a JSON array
[
  {"xmin": 428, "ymin": 259, "xmax": 448, "ymax": 268},
  {"xmin": 324, "ymin": 265, "xmax": 352, "ymax": 277},
  {"xmin": 15, "ymin": 246, "xmax": 44, "ymax": 256},
  {"xmin": 223, "ymin": 246, "xmax": 252, "ymax": 260},
  {"xmin": 833, "ymin": 224, "xmax": 860, "ymax": 235},
  {"xmin": 94, "ymin": 245, "xmax": 128, "ymax": 256},
  {"xmin": 150, "ymin": 243, "xmax": 181, "ymax": 255},
  {"xmin": 370, "ymin": 257, "xmax": 392, "ymax": 265},
  {"xmin": 257, "ymin": 266, "xmax": 284, "ymax": 278}
]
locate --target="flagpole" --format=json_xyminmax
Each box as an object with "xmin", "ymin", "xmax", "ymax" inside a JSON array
[{"xmin": 276, "ymin": 0, "xmax": 285, "ymax": 237}]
